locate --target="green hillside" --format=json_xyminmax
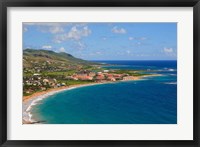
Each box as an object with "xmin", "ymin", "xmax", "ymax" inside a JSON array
[
  {"xmin": 23, "ymin": 49, "xmax": 103, "ymax": 96},
  {"xmin": 23, "ymin": 49, "xmax": 96, "ymax": 69}
]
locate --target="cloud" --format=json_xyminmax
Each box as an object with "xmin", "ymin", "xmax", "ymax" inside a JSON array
[
  {"xmin": 163, "ymin": 47, "xmax": 173, "ymax": 53},
  {"xmin": 54, "ymin": 26, "xmax": 92, "ymax": 43},
  {"xmin": 70, "ymin": 41, "xmax": 87, "ymax": 50},
  {"xmin": 68, "ymin": 26, "xmax": 91, "ymax": 39},
  {"xmin": 126, "ymin": 50, "xmax": 131, "ymax": 54},
  {"xmin": 38, "ymin": 26, "xmax": 64, "ymax": 34},
  {"xmin": 59, "ymin": 47, "xmax": 65, "ymax": 52},
  {"xmin": 49, "ymin": 26, "xmax": 64, "ymax": 34},
  {"xmin": 42, "ymin": 45, "xmax": 52, "ymax": 49},
  {"xmin": 23, "ymin": 27, "xmax": 28, "ymax": 32},
  {"xmin": 111, "ymin": 26, "xmax": 126, "ymax": 34},
  {"xmin": 163, "ymin": 47, "xmax": 176, "ymax": 57},
  {"xmin": 129, "ymin": 36, "xmax": 147, "ymax": 41},
  {"xmin": 96, "ymin": 51, "xmax": 102, "ymax": 55},
  {"xmin": 24, "ymin": 22, "xmax": 67, "ymax": 34},
  {"xmin": 102, "ymin": 37, "xmax": 107, "ymax": 40},
  {"xmin": 77, "ymin": 41, "xmax": 86, "ymax": 50},
  {"xmin": 135, "ymin": 54, "xmax": 149, "ymax": 57},
  {"xmin": 129, "ymin": 37, "xmax": 134, "ymax": 40},
  {"xmin": 23, "ymin": 22, "xmax": 70, "ymax": 26},
  {"xmin": 24, "ymin": 22, "xmax": 87, "ymax": 28}
]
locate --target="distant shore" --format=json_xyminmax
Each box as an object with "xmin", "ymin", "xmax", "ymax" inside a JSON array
[{"xmin": 22, "ymin": 74, "xmax": 161, "ymax": 124}]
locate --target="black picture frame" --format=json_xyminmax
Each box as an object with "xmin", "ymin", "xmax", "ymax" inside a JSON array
[{"xmin": 0, "ymin": 0, "xmax": 199, "ymax": 146}]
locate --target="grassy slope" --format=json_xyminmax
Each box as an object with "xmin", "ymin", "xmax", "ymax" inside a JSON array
[{"xmin": 23, "ymin": 49, "xmax": 97, "ymax": 68}]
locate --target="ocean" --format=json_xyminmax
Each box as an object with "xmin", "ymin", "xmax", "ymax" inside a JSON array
[{"xmin": 30, "ymin": 60, "xmax": 177, "ymax": 124}]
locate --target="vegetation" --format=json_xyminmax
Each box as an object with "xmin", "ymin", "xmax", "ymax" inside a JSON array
[
  {"xmin": 23, "ymin": 49, "xmax": 156, "ymax": 96},
  {"xmin": 60, "ymin": 80, "xmax": 94, "ymax": 86},
  {"xmin": 109, "ymin": 69, "xmax": 150, "ymax": 76}
]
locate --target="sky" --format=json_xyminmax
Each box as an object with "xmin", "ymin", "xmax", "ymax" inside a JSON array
[{"xmin": 23, "ymin": 22, "xmax": 177, "ymax": 60}]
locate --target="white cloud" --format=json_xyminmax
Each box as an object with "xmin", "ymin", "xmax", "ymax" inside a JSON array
[
  {"xmin": 59, "ymin": 47, "xmax": 65, "ymax": 52},
  {"xmin": 126, "ymin": 50, "xmax": 131, "ymax": 54},
  {"xmin": 129, "ymin": 37, "xmax": 134, "ymax": 40},
  {"xmin": 102, "ymin": 37, "xmax": 107, "ymax": 40},
  {"xmin": 77, "ymin": 42, "xmax": 86, "ymax": 50},
  {"xmin": 49, "ymin": 26, "xmax": 64, "ymax": 34},
  {"xmin": 38, "ymin": 26, "xmax": 64, "ymax": 34},
  {"xmin": 163, "ymin": 47, "xmax": 173, "ymax": 53},
  {"xmin": 23, "ymin": 27, "xmax": 28, "ymax": 32},
  {"xmin": 42, "ymin": 45, "xmax": 52, "ymax": 49},
  {"xmin": 54, "ymin": 26, "xmax": 92, "ymax": 43},
  {"xmin": 68, "ymin": 26, "xmax": 91, "ymax": 40},
  {"xmin": 24, "ymin": 22, "xmax": 67, "ymax": 34},
  {"xmin": 163, "ymin": 47, "xmax": 176, "ymax": 57},
  {"xmin": 137, "ymin": 54, "xmax": 149, "ymax": 57},
  {"xmin": 96, "ymin": 52, "xmax": 102, "ymax": 55},
  {"xmin": 23, "ymin": 22, "xmax": 70, "ymax": 26},
  {"xmin": 111, "ymin": 26, "xmax": 126, "ymax": 34},
  {"xmin": 54, "ymin": 34, "xmax": 66, "ymax": 43},
  {"xmin": 129, "ymin": 36, "xmax": 147, "ymax": 41}
]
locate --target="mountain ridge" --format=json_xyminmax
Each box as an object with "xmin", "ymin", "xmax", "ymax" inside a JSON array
[{"xmin": 23, "ymin": 49, "xmax": 96, "ymax": 69}]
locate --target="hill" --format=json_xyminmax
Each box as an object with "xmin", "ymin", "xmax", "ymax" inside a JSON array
[{"xmin": 23, "ymin": 49, "xmax": 97, "ymax": 70}]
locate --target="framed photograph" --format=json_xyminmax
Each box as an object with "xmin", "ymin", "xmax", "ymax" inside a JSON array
[{"xmin": 0, "ymin": 0, "xmax": 199, "ymax": 146}]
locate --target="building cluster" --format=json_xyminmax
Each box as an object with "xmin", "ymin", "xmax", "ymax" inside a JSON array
[
  {"xmin": 23, "ymin": 69, "xmax": 135, "ymax": 95},
  {"xmin": 23, "ymin": 74, "xmax": 66, "ymax": 94},
  {"xmin": 70, "ymin": 70, "xmax": 135, "ymax": 82}
]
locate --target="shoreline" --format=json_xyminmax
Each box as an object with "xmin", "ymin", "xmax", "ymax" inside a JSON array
[
  {"xmin": 22, "ymin": 74, "xmax": 161, "ymax": 124},
  {"xmin": 22, "ymin": 82, "xmax": 106, "ymax": 124}
]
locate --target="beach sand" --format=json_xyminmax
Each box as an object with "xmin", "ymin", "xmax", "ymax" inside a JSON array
[
  {"xmin": 22, "ymin": 82, "xmax": 103, "ymax": 124},
  {"xmin": 22, "ymin": 74, "xmax": 161, "ymax": 124}
]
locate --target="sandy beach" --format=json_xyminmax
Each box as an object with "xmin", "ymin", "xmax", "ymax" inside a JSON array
[
  {"xmin": 22, "ymin": 74, "xmax": 161, "ymax": 124},
  {"xmin": 22, "ymin": 82, "xmax": 105, "ymax": 124}
]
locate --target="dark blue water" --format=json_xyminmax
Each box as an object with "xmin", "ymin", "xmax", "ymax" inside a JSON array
[{"xmin": 31, "ymin": 60, "xmax": 177, "ymax": 124}]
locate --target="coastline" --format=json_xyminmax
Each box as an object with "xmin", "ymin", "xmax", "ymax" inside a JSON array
[
  {"xmin": 22, "ymin": 74, "xmax": 161, "ymax": 124},
  {"xmin": 23, "ymin": 82, "xmax": 105, "ymax": 124}
]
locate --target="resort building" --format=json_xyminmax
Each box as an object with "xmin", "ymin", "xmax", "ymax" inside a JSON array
[
  {"xmin": 96, "ymin": 75, "xmax": 105, "ymax": 80},
  {"xmin": 88, "ymin": 72, "xmax": 96, "ymax": 77},
  {"xmin": 107, "ymin": 77, "xmax": 116, "ymax": 81}
]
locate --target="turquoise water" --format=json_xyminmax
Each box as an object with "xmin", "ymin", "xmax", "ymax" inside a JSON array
[{"xmin": 31, "ymin": 61, "xmax": 177, "ymax": 124}]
